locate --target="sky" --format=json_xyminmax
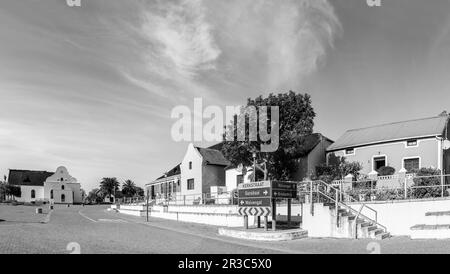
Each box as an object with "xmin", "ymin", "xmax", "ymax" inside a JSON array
[{"xmin": 1, "ymin": 0, "xmax": 450, "ymax": 191}]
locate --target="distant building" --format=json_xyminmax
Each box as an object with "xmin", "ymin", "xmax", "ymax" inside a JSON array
[
  {"xmin": 146, "ymin": 143, "xmax": 230, "ymax": 204},
  {"xmin": 8, "ymin": 166, "xmax": 82, "ymax": 204},
  {"xmin": 291, "ymin": 133, "xmax": 334, "ymax": 181},
  {"xmin": 146, "ymin": 164, "xmax": 181, "ymax": 201},
  {"xmin": 327, "ymin": 114, "xmax": 450, "ymax": 175}
]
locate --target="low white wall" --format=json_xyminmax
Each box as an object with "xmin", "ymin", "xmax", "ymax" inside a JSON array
[
  {"xmin": 115, "ymin": 203, "xmax": 303, "ymax": 228},
  {"xmin": 349, "ymin": 198, "xmax": 450, "ymax": 236},
  {"xmin": 152, "ymin": 204, "xmax": 302, "ymax": 216},
  {"xmin": 150, "ymin": 211, "xmax": 257, "ymax": 227}
]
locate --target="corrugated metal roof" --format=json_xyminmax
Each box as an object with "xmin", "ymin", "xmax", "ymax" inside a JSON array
[{"xmin": 327, "ymin": 115, "xmax": 449, "ymax": 151}]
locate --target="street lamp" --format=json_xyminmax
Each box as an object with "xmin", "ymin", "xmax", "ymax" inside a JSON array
[{"xmin": 252, "ymin": 152, "xmax": 257, "ymax": 182}]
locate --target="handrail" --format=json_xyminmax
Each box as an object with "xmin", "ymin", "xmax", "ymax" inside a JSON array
[
  {"xmin": 304, "ymin": 180, "xmax": 387, "ymax": 233},
  {"xmin": 315, "ymin": 180, "xmax": 379, "ymax": 222}
]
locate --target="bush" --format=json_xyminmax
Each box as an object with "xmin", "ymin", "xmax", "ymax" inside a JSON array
[
  {"xmin": 377, "ymin": 166, "xmax": 396, "ymax": 176},
  {"xmin": 315, "ymin": 153, "xmax": 363, "ymax": 182},
  {"xmin": 375, "ymin": 188, "xmax": 404, "ymax": 201},
  {"xmin": 411, "ymin": 168, "xmax": 444, "ymax": 199}
]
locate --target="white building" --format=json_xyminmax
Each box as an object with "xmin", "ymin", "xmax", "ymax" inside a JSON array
[
  {"xmin": 8, "ymin": 166, "xmax": 83, "ymax": 204},
  {"xmin": 146, "ymin": 143, "xmax": 230, "ymax": 204}
]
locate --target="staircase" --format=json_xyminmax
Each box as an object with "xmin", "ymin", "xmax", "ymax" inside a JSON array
[
  {"xmin": 410, "ymin": 211, "xmax": 450, "ymax": 239},
  {"xmin": 325, "ymin": 202, "xmax": 390, "ymax": 240},
  {"xmin": 301, "ymin": 180, "xmax": 390, "ymax": 240}
]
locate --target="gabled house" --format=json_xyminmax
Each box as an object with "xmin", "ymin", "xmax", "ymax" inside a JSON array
[
  {"xmin": 147, "ymin": 143, "xmax": 230, "ymax": 205},
  {"xmin": 327, "ymin": 114, "xmax": 450, "ymax": 175},
  {"xmin": 180, "ymin": 143, "xmax": 231, "ymax": 204}
]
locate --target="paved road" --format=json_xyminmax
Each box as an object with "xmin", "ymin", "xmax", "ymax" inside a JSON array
[
  {"xmin": 0, "ymin": 205, "xmax": 284, "ymax": 254},
  {"xmin": 2, "ymin": 205, "xmax": 450, "ymax": 254}
]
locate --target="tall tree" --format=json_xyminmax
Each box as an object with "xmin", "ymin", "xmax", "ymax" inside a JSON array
[
  {"xmin": 99, "ymin": 178, "xmax": 120, "ymax": 198},
  {"xmin": 121, "ymin": 180, "xmax": 137, "ymax": 198},
  {"xmin": 222, "ymin": 91, "xmax": 316, "ymax": 181},
  {"xmin": 87, "ymin": 188, "xmax": 102, "ymax": 204}
]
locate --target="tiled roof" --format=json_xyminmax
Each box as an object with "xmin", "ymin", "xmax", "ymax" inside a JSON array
[
  {"xmin": 8, "ymin": 170, "xmax": 54, "ymax": 187},
  {"xmin": 196, "ymin": 147, "xmax": 231, "ymax": 166},
  {"xmin": 327, "ymin": 115, "xmax": 449, "ymax": 151}
]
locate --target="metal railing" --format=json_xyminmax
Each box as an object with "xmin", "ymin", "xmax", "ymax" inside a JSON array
[
  {"xmin": 300, "ymin": 180, "xmax": 387, "ymax": 233},
  {"xmin": 333, "ymin": 174, "xmax": 450, "ymax": 202},
  {"xmin": 118, "ymin": 191, "xmax": 238, "ymax": 206}
]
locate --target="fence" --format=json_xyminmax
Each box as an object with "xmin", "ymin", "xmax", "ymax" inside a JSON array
[
  {"xmin": 329, "ymin": 174, "xmax": 450, "ymax": 202},
  {"xmin": 117, "ymin": 191, "xmax": 239, "ymax": 206}
]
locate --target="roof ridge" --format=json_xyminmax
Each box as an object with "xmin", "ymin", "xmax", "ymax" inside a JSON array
[
  {"xmin": 347, "ymin": 115, "xmax": 445, "ymax": 132},
  {"xmin": 9, "ymin": 169, "xmax": 53, "ymax": 173}
]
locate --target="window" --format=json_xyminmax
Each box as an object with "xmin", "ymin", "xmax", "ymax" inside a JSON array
[
  {"xmin": 50, "ymin": 190, "xmax": 53, "ymax": 199},
  {"xmin": 345, "ymin": 148, "xmax": 355, "ymax": 155},
  {"xmin": 61, "ymin": 185, "xmax": 65, "ymax": 190},
  {"xmin": 61, "ymin": 194, "xmax": 65, "ymax": 203},
  {"xmin": 60, "ymin": 177, "xmax": 64, "ymax": 182},
  {"xmin": 374, "ymin": 156, "xmax": 386, "ymax": 171},
  {"xmin": 407, "ymin": 140, "xmax": 418, "ymax": 147},
  {"xmin": 404, "ymin": 158, "xmax": 420, "ymax": 173},
  {"xmin": 31, "ymin": 189, "xmax": 36, "ymax": 199},
  {"xmin": 237, "ymin": 175, "xmax": 244, "ymax": 185},
  {"xmin": 189, "ymin": 162, "xmax": 192, "ymax": 170},
  {"xmin": 187, "ymin": 179, "xmax": 195, "ymax": 190}
]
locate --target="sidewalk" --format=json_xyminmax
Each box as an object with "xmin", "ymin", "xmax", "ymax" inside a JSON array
[{"xmin": 0, "ymin": 205, "xmax": 51, "ymax": 224}]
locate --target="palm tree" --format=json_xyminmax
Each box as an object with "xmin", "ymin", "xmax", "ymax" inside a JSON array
[
  {"xmin": 99, "ymin": 177, "xmax": 120, "ymax": 199},
  {"xmin": 122, "ymin": 180, "xmax": 137, "ymax": 198}
]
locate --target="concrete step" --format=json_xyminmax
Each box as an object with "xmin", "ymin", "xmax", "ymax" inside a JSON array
[
  {"xmin": 376, "ymin": 232, "xmax": 391, "ymax": 240},
  {"xmin": 360, "ymin": 222, "xmax": 373, "ymax": 228},
  {"xmin": 423, "ymin": 216, "xmax": 450, "ymax": 225},
  {"xmin": 423, "ymin": 211, "xmax": 450, "ymax": 225},
  {"xmin": 410, "ymin": 224, "xmax": 450, "ymax": 239},
  {"xmin": 426, "ymin": 211, "xmax": 450, "ymax": 216}
]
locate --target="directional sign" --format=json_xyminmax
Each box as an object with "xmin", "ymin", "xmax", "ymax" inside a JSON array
[
  {"xmin": 239, "ymin": 198, "xmax": 271, "ymax": 207},
  {"xmin": 271, "ymin": 181, "xmax": 298, "ymax": 199},
  {"xmin": 238, "ymin": 187, "xmax": 271, "ymax": 198},
  {"xmin": 272, "ymin": 189, "xmax": 297, "ymax": 199},
  {"xmin": 272, "ymin": 181, "xmax": 298, "ymax": 191},
  {"xmin": 238, "ymin": 207, "xmax": 271, "ymax": 217}
]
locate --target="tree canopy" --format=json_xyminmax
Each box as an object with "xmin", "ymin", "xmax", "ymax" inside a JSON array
[
  {"xmin": 221, "ymin": 91, "xmax": 315, "ymax": 181},
  {"xmin": 99, "ymin": 178, "xmax": 120, "ymax": 197}
]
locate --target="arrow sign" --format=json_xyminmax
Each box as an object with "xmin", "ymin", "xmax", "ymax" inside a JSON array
[
  {"xmin": 238, "ymin": 198, "xmax": 271, "ymax": 207},
  {"xmin": 238, "ymin": 188, "xmax": 271, "ymax": 199}
]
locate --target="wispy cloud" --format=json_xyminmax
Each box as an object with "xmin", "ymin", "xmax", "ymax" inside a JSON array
[{"xmin": 141, "ymin": 0, "xmax": 221, "ymax": 79}]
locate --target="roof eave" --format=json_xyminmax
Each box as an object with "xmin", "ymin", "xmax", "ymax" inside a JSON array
[{"xmin": 326, "ymin": 133, "xmax": 443, "ymax": 152}]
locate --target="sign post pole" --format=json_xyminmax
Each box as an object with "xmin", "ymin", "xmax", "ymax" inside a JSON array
[
  {"xmin": 287, "ymin": 198, "xmax": 291, "ymax": 228},
  {"xmin": 272, "ymin": 198, "xmax": 276, "ymax": 231},
  {"xmin": 146, "ymin": 189, "xmax": 150, "ymax": 222},
  {"xmin": 257, "ymin": 216, "xmax": 261, "ymax": 228},
  {"xmin": 264, "ymin": 216, "xmax": 268, "ymax": 231},
  {"xmin": 244, "ymin": 215, "xmax": 249, "ymax": 230}
]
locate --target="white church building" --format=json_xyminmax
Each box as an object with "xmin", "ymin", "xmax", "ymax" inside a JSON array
[{"xmin": 8, "ymin": 166, "xmax": 83, "ymax": 204}]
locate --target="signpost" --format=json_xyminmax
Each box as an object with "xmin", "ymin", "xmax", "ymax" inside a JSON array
[{"xmin": 238, "ymin": 181, "xmax": 298, "ymax": 231}]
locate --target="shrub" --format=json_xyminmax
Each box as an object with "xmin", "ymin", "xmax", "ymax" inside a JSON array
[
  {"xmin": 375, "ymin": 188, "xmax": 405, "ymax": 201},
  {"xmin": 377, "ymin": 166, "xmax": 396, "ymax": 176},
  {"xmin": 411, "ymin": 168, "xmax": 443, "ymax": 199},
  {"xmin": 316, "ymin": 153, "xmax": 363, "ymax": 182}
]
